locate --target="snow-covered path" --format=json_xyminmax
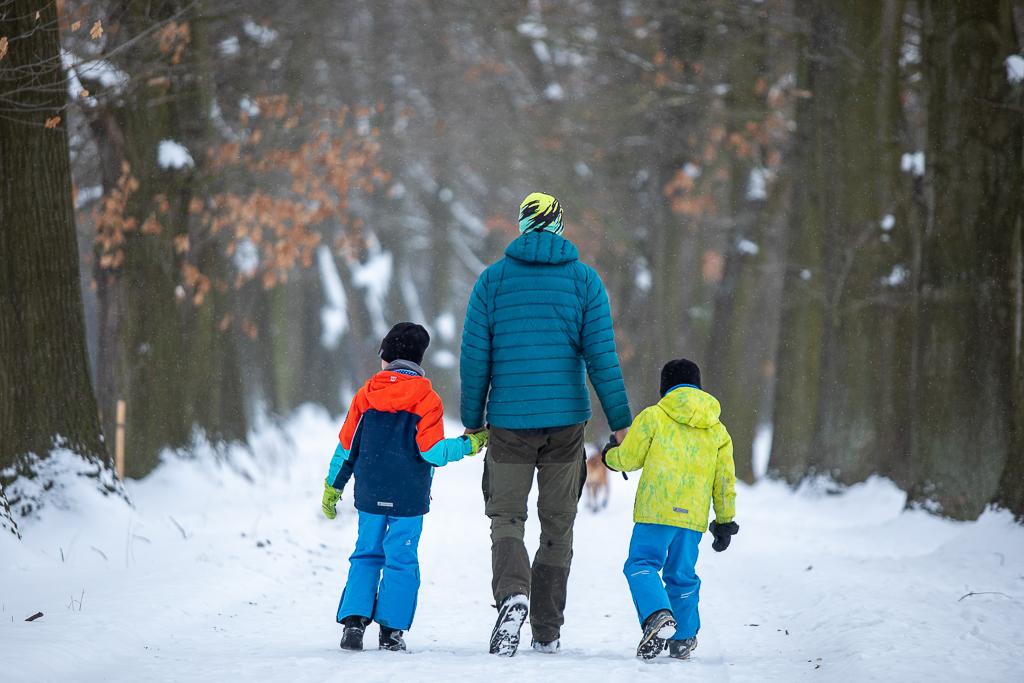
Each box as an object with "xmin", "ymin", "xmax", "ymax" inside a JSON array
[{"xmin": 2, "ymin": 407, "xmax": 1022, "ymax": 682}]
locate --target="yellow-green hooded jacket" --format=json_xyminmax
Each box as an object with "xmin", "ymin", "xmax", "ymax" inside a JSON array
[{"xmin": 605, "ymin": 386, "xmax": 736, "ymax": 533}]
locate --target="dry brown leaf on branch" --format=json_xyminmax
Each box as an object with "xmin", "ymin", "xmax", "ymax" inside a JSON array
[
  {"xmin": 90, "ymin": 20, "xmax": 103, "ymax": 40},
  {"xmin": 0, "ymin": 37, "xmax": 8, "ymax": 61},
  {"xmin": 141, "ymin": 214, "xmax": 162, "ymax": 235},
  {"xmin": 44, "ymin": 116, "xmax": 61, "ymax": 129},
  {"xmin": 240, "ymin": 319, "xmax": 259, "ymax": 340},
  {"xmin": 71, "ymin": 20, "xmax": 82, "ymax": 31}
]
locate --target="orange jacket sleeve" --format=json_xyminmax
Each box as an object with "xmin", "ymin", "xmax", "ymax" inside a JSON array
[
  {"xmin": 338, "ymin": 389, "xmax": 369, "ymax": 450},
  {"xmin": 414, "ymin": 391, "xmax": 445, "ymax": 453}
]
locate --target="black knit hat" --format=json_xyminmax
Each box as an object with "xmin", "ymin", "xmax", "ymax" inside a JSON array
[
  {"xmin": 660, "ymin": 358, "xmax": 702, "ymax": 396},
  {"xmin": 379, "ymin": 322, "xmax": 430, "ymax": 365}
]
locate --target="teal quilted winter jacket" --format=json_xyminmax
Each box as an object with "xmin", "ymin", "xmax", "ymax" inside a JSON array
[{"xmin": 460, "ymin": 231, "xmax": 632, "ymax": 432}]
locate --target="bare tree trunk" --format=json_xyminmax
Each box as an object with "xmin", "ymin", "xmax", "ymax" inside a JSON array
[
  {"xmin": 771, "ymin": 0, "xmax": 908, "ymax": 485},
  {"xmin": 0, "ymin": 0, "xmax": 112, "ymax": 535},
  {"xmin": 908, "ymin": 0, "xmax": 1022, "ymax": 519},
  {"xmin": 91, "ymin": 1, "xmax": 247, "ymax": 474},
  {"xmin": 704, "ymin": 2, "xmax": 772, "ymax": 483}
]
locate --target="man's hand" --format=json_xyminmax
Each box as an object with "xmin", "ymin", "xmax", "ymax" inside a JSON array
[
  {"xmin": 321, "ymin": 480, "xmax": 342, "ymax": 520},
  {"xmin": 613, "ymin": 427, "xmax": 629, "ymax": 444},
  {"xmin": 464, "ymin": 426, "xmax": 486, "ymax": 435}
]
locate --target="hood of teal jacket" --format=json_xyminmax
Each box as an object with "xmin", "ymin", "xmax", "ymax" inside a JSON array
[
  {"xmin": 657, "ymin": 386, "xmax": 722, "ymax": 429},
  {"xmin": 505, "ymin": 231, "xmax": 579, "ymax": 265}
]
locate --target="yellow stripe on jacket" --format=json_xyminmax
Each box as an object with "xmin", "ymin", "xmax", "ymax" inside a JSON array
[{"xmin": 605, "ymin": 386, "xmax": 736, "ymax": 532}]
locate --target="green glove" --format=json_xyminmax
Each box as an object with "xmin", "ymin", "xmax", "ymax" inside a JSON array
[
  {"xmin": 466, "ymin": 430, "xmax": 489, "ymax": 456},
  {"xmin": 321, "ymin": 480, "xmax": 342, "ymax": 519}
]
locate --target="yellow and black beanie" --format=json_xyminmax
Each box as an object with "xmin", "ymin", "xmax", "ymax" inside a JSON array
[{"xmin": 518, "ymin": 192, "xmax": 564, "ymax": 235}]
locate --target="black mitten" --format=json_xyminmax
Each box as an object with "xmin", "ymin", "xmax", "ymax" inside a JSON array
[
  {"xmin": 709, "ymin": 520, "xmax": 739, "ymax": 552},
  {"xmin": 600, "ymin": 435, "xmax": 628, "ymax": 480}
]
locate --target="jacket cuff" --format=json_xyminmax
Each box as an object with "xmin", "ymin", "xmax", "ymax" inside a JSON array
[{"xmin": 607, "ymin": 410, "xmax": 633, "ymax": 432}]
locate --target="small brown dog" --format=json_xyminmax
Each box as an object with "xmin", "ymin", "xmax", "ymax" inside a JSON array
[{"xmin": 584, "ymin": 451, "xmax": 610, "ymax": 512}]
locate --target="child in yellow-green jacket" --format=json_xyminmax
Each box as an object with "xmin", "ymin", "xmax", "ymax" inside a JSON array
[{"xmin": 603, "ymin": 358, "xmax": 738, "ymax": 661}]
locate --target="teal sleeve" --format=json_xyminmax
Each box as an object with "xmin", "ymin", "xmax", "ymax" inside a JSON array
[
  {"xmin": 581, "ymin": 268, "xmax": 632, "ymax": 431},
  {"xmin": 460, "ymin": 273, "xmax": 492, "ymax": 429},
  {"xmin": 327, "ymin": 442, "xmax": 351, "ymax": 488},
  {"xmin": 420, "ymin": 436, "xmax": 472, "ymax": 467}
]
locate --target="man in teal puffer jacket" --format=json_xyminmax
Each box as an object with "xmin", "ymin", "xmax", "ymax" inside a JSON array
[{"xmin": 461, "ymin": 192, "xmax": 632, "ymax": 656}]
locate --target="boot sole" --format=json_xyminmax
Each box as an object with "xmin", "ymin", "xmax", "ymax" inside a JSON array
[
  {"xmin": 489, "ymin": 601, "xmax": 529, "ymax": 657},
  {"xmin": 637, "ymin": 614, "xmax": 676, "ymax": 660}
]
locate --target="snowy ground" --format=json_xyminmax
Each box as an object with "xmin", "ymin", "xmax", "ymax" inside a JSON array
[{"xmin": 2, "ymin": 406, "xmax": 1022, "ymax": 682}]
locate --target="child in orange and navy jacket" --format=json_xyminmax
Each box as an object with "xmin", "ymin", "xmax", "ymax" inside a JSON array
[{"xmin": 320, "ymin": 322, "xmax": 488, "ymax": 652}]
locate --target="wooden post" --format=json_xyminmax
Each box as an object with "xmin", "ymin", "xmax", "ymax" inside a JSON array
[{"xmin": 115, "ymin": 400, "xmax": 126, "ymax": 479}]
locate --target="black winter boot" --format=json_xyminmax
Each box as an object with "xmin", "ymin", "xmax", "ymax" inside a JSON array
[
  {"xmin": 668, "ymin": 637, "xmax": 698, "ymax": 660},
  {"xmin": 489, "ymin": 594, "xmax": 529, "ymax": 657},
  {"xmin": 339, "ymin": 616, "xmax": 370, "ymax": 651},
  {"xmin": 637, "ymin": 609, "xmax": 676, "ymax": 660},
  {"xmin": 379, "ymin": 625, "xmax": 407, "ymax": 651}
]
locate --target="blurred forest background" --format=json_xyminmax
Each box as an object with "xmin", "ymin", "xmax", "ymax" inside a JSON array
[{"xmin": 2, "ymin": 0, "xmax": 1023, "ymax": 538}]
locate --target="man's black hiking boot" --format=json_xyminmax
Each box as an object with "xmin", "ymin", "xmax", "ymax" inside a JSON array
[
  {"xmin": 489, "ymin": 593, "xmax": 529, "ymax": 657},
  {"xmin": 339, "ymin": 616, "xmax": 370, "ymax": 651},
  {"xmin": 637, "ymin": 609, "xmax": 676, "ymax": 660}
]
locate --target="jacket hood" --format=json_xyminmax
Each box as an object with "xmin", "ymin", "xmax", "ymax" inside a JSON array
[
  {"xmin": 505, "ymin": 231, "xmax": 579, "ymax": 265},
  {"xmin": 363, "ymin": 370, "xmax": 433, "ymax": 412},
  {"xmin": 657, "ymin": 386, "xmax": 721, "ymax": 429}
]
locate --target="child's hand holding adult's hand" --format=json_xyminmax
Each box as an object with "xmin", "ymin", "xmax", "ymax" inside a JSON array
[
  {"xmin": 322, "ymin": 480, "xmax": 343, "ymax": 520},
  {"xmin": 709, "ymin": 520, "xmax": 739, "ymax": 552},
  {"xmin": 466, "ymin": 429, "xmax": 489, "ymax": 456}
]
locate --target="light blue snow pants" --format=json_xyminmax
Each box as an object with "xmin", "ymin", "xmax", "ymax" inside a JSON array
[
  {"xmin": 623, "ymin": 523, "xmax": 702, "ymax": 640},
  {"xmin": 336, "ymin": 511, "xmax": 423, "ymax": 630}
]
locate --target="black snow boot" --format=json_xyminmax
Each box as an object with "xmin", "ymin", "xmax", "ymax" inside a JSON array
[
  {"xmin": 379, "ymin": 626, "xmax": 407, "ymax": 651},
  {"xmin": 339, "ymin": 616, "xmax": 370, "ymax": 651},
  {"xmin": 668, "ymin": 637, "xmax": 698, "ymax": 660},
  {"xmin": 637, "ymin": 609, "xmax": 676, "ymax": 660},
  {"xmin": 489, "ymin": 593, "xmax": 529, "ymax": 657}
]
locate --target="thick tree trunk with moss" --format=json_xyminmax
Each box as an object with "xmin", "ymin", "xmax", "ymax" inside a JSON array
[
  {"xmin": 0, "ymin": 0, "xmax": 112, "ymax": 535},
  {"xmin": 769, "ymin": 0, "xmax": 836, "ymax": 484},
  {"xmin": 907, "ymin": 0, "xmax": 1022, "ymax": 519},
  {"xmin": 93, "ymin": 1, "xmax": 245, "ymax": 476},
  {"xmin": 771, "ymin": 0, "xmax": 908, "ymax": 485}
]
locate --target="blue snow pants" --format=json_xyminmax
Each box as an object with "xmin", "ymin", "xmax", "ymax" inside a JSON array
[
  {"xmin": 623, "ymin": 523, "xmax": 702, "ymax": 640},
  {"xmin": 336, "ymin": 511, "xmax": 423, "ymax": 630}
]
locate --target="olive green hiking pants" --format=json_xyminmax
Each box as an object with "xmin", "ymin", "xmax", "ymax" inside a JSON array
[{"xmin": 482, "ymin": 423, "xmax": 586, "ymax": 642}]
